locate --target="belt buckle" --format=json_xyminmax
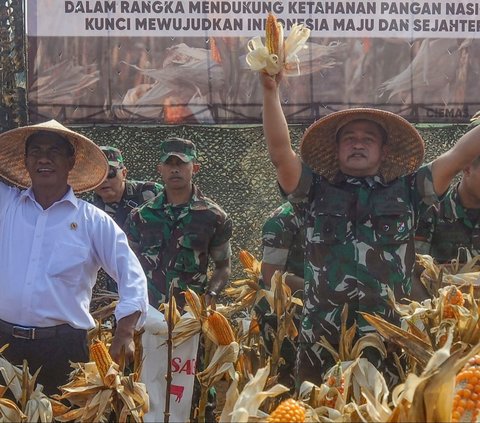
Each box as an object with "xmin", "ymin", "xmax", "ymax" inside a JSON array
[{"xmin": 12, "ymin": 326, "xmax": 35, "ymax": 340}]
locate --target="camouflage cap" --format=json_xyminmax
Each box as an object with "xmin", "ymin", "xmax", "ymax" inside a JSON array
[
  {"xmin": 100, "ymin": 146, "xmax": 125, "ymax": 168},
  {"xmin": 159, "ymin": 138, "xmax": 197, "ymax": 163}
]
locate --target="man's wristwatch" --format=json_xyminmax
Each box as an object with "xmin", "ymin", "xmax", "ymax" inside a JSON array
[{"xmin": 206, "ymin": 290, "xmax": 217, "ymax": 297}]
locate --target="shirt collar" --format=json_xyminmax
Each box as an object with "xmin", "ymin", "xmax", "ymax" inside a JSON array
[
  {"xmin": 147, "ymin": 184, "xmax": 210, "ymax": 211},
  {"xmin": 21, "ymin": 186, "xmax": 79, "ymax": 209}
]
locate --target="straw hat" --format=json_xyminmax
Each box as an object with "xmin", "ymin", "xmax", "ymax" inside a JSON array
[
  {"xmin": 300, "ymin": 108, "xmax": 425, "ymax": 183},
  {"xmin": 0, "ymin": 120, "xmax": 108, "ymax": 193}
]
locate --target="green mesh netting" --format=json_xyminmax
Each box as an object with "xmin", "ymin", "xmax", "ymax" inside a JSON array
[{"xmin": 76, "ymin": 123, "xmax": 467, "ymax": 279}]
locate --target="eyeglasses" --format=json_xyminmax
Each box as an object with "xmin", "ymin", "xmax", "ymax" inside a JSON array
[{"xmin": 107, "ymin": 167, "xmax": 118, "ymax": 179}]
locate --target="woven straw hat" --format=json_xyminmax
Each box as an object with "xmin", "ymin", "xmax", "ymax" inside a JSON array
[
  {"xmin": 0, "ymin": 120, "xmax": 108, "ymax": 193},
  {"xmin": 300, "ymin": 108, "xmax": 425, "ymax": 183}
]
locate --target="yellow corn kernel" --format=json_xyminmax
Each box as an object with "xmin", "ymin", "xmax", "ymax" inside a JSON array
[
  {"xmin": 268, "ymin": 398, "xmax": 305, "ymax": 423},
  {"xmin": 205, "ymin": 310, "xmax": 235, "ymax": 345},
  {"xmin": 90, "ymin": 339, "xmax": 113, "ymax": 380},
  {"xmin": 265, "ymin": 13, "xmax": 281, "ymax": 55}
]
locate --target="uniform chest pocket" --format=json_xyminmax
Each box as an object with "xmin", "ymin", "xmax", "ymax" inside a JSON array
[
  {"xmin": 48, "ymin": 242, "xmax": 89, "ymax": 285},
  {"xmin": 372, "ymin": 203, "xmax": 413, "ymax": 244},
  {"xmin": 312, "ymin": 214, "xmax": 348, "ymax": 244},
  {"xmin": 138, "ymin": 222, "xmax": 166, "ymax": 250},
  {"xmin": 174, "ymin": 224, "xmax": 212, "ymax": 272}
]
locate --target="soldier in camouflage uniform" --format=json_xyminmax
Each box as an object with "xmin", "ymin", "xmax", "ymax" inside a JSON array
[
  {"xmin": 415, "ymin": 154, "xmax": 480, "ymax": 263},
  {"xmin": 92, "ymin": 146, "xmax": 163, "ymax": 291},
  {"xmin": 259, "ymin": 72, "xmax": 480, "ymax": 388},
  {"xmin": 260, "ymin": 201, "xmax": 305, "ymax": 389},
  {"xmin": 261, "ymin": 201, "xmax": 305, "ymax": 291},
  {"xmin": 93, "ymin": 146, "xmax": 163, "ymax": 228},
  {"xmin": 125, "ymin": 137, "xmax": 233, "ymax": 309}
]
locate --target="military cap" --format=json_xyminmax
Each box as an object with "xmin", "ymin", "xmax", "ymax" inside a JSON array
[
  {"xmin": 159, "ymin": 138, "xmax": 197, "ymax": 163},
  {"xmin": 100, "ymin": 146, "xmax": 125, "ymax": 168}
]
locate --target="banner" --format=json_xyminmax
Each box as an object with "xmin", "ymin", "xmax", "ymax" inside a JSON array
[
  {"xmin": 141, "ymin": 306, "xmax": 200, "ymax": 423},
  {"xmin": 25, "ymin": 0, "xmax": 480, "ymax": 124}
]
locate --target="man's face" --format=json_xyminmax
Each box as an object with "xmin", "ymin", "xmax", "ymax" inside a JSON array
[
  {"xmin": 336, "ymin": 120, "xmax": 387, "ymax": 177},
  {"xmin": 24, "ymin": 133, "xmax": 75, "ymax": 190},
  {"xmin": 94, "ymin": 166, "xmax": 127, "ymax": 203},
  {"xmin": 157, "ymin": 155, "xmax": 199, "ymax": 191}
]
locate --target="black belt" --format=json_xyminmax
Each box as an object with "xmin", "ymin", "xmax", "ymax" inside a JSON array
[{"xmin": 0, "ymin": 319, "xmax": 83, "ymax": 340}]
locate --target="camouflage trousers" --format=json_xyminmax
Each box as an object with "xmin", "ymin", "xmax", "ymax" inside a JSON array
[{"xmin": 295, "ymin": 342, "xmax": 401, "ymax": 391}]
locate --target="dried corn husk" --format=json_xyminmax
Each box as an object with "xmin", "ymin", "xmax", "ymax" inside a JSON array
[{"xmin": 246, "ymin": 13, "xmax": 311, "ymax": 76}]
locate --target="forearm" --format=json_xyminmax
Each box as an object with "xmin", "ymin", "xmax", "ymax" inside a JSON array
[
  {"xmin": 261, "ymin": 73, "xmax": 302, "ymax": 193},
  {"xmin": 432, "ymin": 125, "xmax": 480, "ymax": 195},
  {"xmin": 284, "ymin": 273, "xmax": 304, "ymax": 295}
]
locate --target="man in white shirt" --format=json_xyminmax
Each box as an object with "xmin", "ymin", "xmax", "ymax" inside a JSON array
[{"xmin": 0, "ymin": 120, "xmax": 148, "ymax": 395}]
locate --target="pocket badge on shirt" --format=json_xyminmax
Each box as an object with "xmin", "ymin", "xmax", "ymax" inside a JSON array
[{"xmin": 397, "ymin": 221, "xmax": 406, "ymax": 233}]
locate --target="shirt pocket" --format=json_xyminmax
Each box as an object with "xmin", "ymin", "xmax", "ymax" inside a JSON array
[
  {"xmin": 174, "ymin": 224, "xmax": 211, "ymax": 273},
  {"xmin": 311, "ymin": 191, "xmax": 351, "ymax": 244},
  {"xmin": 47, "ymin": 242, "xmax": 89, "ymax": 285},
  {"xmin": 372, "ymin": 202, "xmax": 413, "ymax": 244}
]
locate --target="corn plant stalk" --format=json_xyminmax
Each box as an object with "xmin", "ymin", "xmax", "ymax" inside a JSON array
[{"xmin": 164, "ymin": 283, "xmax": 175, "ymax": 423}]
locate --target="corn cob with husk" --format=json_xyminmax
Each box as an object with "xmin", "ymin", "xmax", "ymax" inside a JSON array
[
  {"xmin": 203, "ymin": 309, "xmax": 236, "ymax": 346},
  {"xmin": 90, "ymin": 339, "xmax": 114, "ymax": 380},
  {"xmin": 452, "ymin": 354, "xmax": 480, "ymax": 422},
  {"xmin": 246, "ymin": 13, "xmax": 311, "ymax": 76}
]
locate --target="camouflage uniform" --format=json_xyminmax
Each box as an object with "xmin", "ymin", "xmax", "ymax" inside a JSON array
[
  {"xmin": 90, "ymin": 147, "xmax": 162, "ymax": 293},
  {"xmin": 287, "ymin": 163, "xmax": 438, "ymax": 386},
  {"xmin": 92, "ymin": 146, "xmax": 163, "ymax": 228},
  {"xmin": 260, "ymin": 202, "xmax": 305, "ymax": 389},
  {"xmin": 262, "ymin": 201, "xmax": 305, "ymax": 279},
  {"xmin": 125, "ymin": 184, "xmax": 232, "ymax": 308},
  {"xmin": 92, "ymin": 180, "xmax": 163, "ymax": 228},
  {"xmin": 415, "ymin": 182, "xmax": 480, "ymax": 263}
]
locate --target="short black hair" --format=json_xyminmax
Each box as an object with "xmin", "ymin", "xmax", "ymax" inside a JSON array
[{"xmin": 25, "ymin": 131, "xmax": 75, "ymax": 157}]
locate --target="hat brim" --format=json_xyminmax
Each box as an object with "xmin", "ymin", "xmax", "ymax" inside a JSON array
[
  {"xmin": 160, "ymin": 152, "xmax": 194, "ymax": 163},
  {"xmin": 300, "ymin": 108, "xmax": 425, "ymax": 183},
  {"xmin": 0, "ymin": 120, "xmax": 108, "ymax": 193}
]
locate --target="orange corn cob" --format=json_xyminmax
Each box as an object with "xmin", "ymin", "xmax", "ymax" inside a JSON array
[
  {"xmin": 268, "ymin": 398, "xmax": 305, "ymax": 423},
  {"xmin": 265, "ymin": 13, "xmax": 281, "ymax": 55},
  {"xmin": 90, "ymin": 339, "xmax": 113, "ymax": 380},
  {"xmin": 239, "ymin": 250, "xmax": 255, "ymax": 270},
  {"xmin": 452, "ymin": 355, "xmax": 480, "ymax": 422},
  {"xmin": 205, "ymin": 310, "xmax": 235, "ymax": 345},
  {"xmin": 324, "ymin": 362, "xmax": 345, "ymax": 408},
  {"xmin": 443, "ymin": 286, "xmax": 464, "ymax": 319},
  {"xmin": 210, "ymin": 37, "xmax": 222, "ymax": 64}
]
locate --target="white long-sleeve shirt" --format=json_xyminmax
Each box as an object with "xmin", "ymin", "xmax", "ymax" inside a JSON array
[{"xmin": 0, "ymin": 183, "xmax": 148, "ymax": 330}]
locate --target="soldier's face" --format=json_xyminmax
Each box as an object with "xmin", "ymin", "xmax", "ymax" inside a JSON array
[
  {"xmin": 94, "ymin": 166, "xmax": 127, "ymax": 203},
  {"xmin": 336, "ymin": 120, "xmax": 387, "ymax": 177},
  {"xmin": 158, "ymin": 156, "xmax": 199, "ymax": 190}
]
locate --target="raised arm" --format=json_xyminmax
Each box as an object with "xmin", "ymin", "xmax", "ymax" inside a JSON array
[
  {"xmin": 431, "ymin": 124, "xmax": 480, "ymax": 196},
  {"xmin": 261, "ymin": 73, "xmax": 303, "ymax": 194}
]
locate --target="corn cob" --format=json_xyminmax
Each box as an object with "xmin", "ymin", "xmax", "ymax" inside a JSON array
[
  {"xmin": 452, "ymin": 355, "xmax": 480, "ymax": 422},
  {"xmin": 209, "ymin": 37, "xmax": 222, "ymax": 64},
  {"xmin": 265, "ymin": 13, "xmax": 281, "ymax": 55},
  {"xmin": 324, "ymin": 362, "xmax": 345, "ymax": 408},
  {"xmin": 90, "ymin": 339, "xmax": 113, "ymax": 380},
  {"xmin": 443, "ymin": 285, "xmax": 465, "ymax": 319},
  {"xmin": 268, "ymin": 398, "xmax": 305, "ymax": 423},
  {"xmin": 239, "ymin": 250, "xmax": 255, "ymax": 270},
  {"xmin": 204, "ymin": 310, "xmax": 235, "ymax": 345}
]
